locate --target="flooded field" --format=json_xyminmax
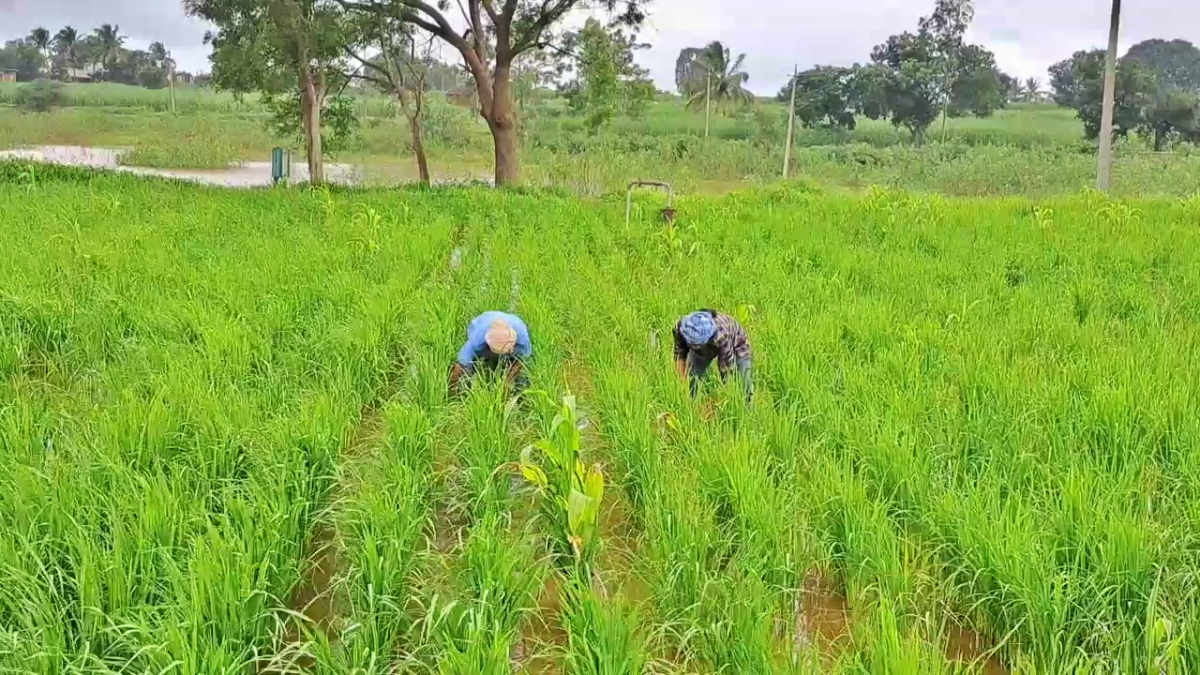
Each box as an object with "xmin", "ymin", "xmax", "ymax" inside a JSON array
[{"xmin": 0, "ymin": 144, "xmax": 364, "ymax": 186}]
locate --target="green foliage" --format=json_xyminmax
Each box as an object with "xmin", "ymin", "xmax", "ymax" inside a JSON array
[
  {"xmin": 866, "ymin": 33, "xmax": 943, "ymax": 143},
  {"xmin": 0, "ymin": 38, "xmax": 44, "ymax": 81},
  {"xmin": 576, "ymin": 19, "xmax": 620, "ymax": 132},
  {"xmin": 1049, "ymin": 49, "xmax": 1154, "ymax": 140},
  {"xmin": 563, "ymin": 18, "xmax": 654, "ymax": 132},
  {"xmin": 262, "ymin": 90, "xmax": 360, "ymax": 155},
  {"xmin": 1124, "ymin": 39, "xmax": 1200, "ymax": 92},
  {"xmin": 674, "ymin": 47, "xmax": 705, "ymax": 95},
  {"xmin": 1138, "ymin": 89, "xmax": 1200, "ymax": 150},
  {"xmin": 13, "ymin": 79, "xmax": 64, "ymax": 112},
  {"xmin": 682, "ymin": 41, "xmax": 752, "ymax": 113},
  {"xmin": 948, "ymin": 43, "xmax": 1007, "ymax": 118},
  {"xmin": 862, "ymin": 0, "xmax": 1005, "ymax": 142},
  {"xmin": 1124, "ymin": 39, "xmax": 1200, "ymax": 150},
  {"xmin": 780, "ymin": 65, "xmax": 859, "ymax": 131}
]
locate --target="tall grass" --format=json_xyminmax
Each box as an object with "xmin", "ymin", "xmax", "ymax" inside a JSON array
[{"xmin": 2, "ymin": 168, "xmax": 1199, "ymax": 671}]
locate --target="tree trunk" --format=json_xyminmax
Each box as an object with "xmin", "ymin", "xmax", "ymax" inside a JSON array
[
  {"xmin": 487, "ymin": 65, "xmax": 519, "ymax": 186},
  {"xmin": 300, "ymin": 66, "xmax": 324, "ymax": 185},
  {"xmin": 409, "ymin": 111, "xmax": 430, "ymax": 185},
  {"xmin": 1154, "ymin": 128, "xmax": 1166, "ymax": 152}
]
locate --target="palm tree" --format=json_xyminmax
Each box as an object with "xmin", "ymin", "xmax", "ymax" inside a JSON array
[
  {"xmin": 148, "ymin": 42, "xmax": 168, "ymax": 68},
  {"xmin": 29, "ymin": 28, "xmax": 51, "ymax": 75},
  {"xmin": 1024, "ymin": 77, "xmax": 1041, "ymax": 102},
  {"xmin": 94, "ymin": 24, "xmax": 126, "ymax": 79},
  {"xmin": 79, "ymin": 35, "xmax": 104, "ymax": 77},
  {"xmin": 684, "ymin": 41, "xmax": 753, "ymax": 113},
  {"xmin": 53, "ymin": 26, "xmax": 81, "ymax": 75}
]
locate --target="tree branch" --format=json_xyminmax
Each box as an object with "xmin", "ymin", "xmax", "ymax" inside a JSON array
[
  {"xmin": 513, "ymin": 0, "xmax": 574, "ymax": 55},
  {"xmin": 480, "ymin": 0, "xmax": 501, "ymax": 25},
  {"xmin": 343, "ymin": 45, "xmax": 400, "ymax": 90},
  {"xmin": 467, "ymin": 0, "xmax": 488, "ymax": 64}
]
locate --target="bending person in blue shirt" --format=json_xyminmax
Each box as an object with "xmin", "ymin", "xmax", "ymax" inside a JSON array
[{"xmin": 450, "ymin": 311, "xmax": 532, "ymax": 394}]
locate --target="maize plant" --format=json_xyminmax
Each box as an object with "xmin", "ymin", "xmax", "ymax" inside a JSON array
[{"xmin": 512, "ymin": 393, "xmax": 605, "ymax": 575}]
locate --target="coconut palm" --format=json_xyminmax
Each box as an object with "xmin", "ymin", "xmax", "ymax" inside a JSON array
[
  {"xmin": 1024, "ymin": 77, "xmax": 1041, "ymax": 102},
  {"xmin": 94, "ymin": 24, "xmax": 126, "ymax": 79},
  {"xmin": 29, "ymin": 28, "xmax": 51, "ymax": 74},
  {"xmin": 53, "ymin": 26, "xmax": 81, "ymax": 72},
  {"xmin": 149, "ymin": 41, "xmax": 168, "ymax": 68},
  {"xmin": 684, "ymin": 41, "xmax": 753, "ymax": 113}
]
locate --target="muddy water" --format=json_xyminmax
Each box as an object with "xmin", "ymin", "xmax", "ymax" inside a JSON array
[
  {"xmin": 1, "ymin": 144, "xmax": 360, "ymax": 187},
  {"xmin": 792, "ymin": 571, "xmax": 1008, "ymax": 673}
]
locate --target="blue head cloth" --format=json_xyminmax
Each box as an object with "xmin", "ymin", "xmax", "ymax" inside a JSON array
[{"xmin": 680, "ymin": 311, "xmax": 717, "ymax": 346}]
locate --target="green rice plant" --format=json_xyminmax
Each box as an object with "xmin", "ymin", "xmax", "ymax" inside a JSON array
[
  {"xmin": 5, "ymin": 168, "xmax": 1200, "ymax": 673},
  {"xmin": 559, "ymin": 576, "xmax": 651, "ymax": 675},
  {"xmin": 414, "ymin": 513, "xmax": 545, "ymax": 673}
]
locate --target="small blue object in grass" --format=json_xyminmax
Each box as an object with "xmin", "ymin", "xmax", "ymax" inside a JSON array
[{"xmin": 271, "ymin": 148, "xmax": 290, "ymax": 184}]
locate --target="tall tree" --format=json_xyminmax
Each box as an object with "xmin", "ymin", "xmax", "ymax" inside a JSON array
[
  {"xmin": 862, "ymin": 0, "xmax": 1000, "ymax": 144},
  {"xmin": 29, "ymin": 28, "xmax": 51, "ymax": 75},
  {"xmin": 0, "ymin": 39, "xmax": 45, "ymax": 81},
  {"xmin": 561, "ymin": 18, "xmax": 654, "ymax": 127},
  {"xmin": 778, "ymin": 66, "xmax": 858, "ymax": 131},
  {"xmin": 94, "ymin": 24, "xmax": 126, "ymax": 79},
  {"xmin": 186, "ymin": 0, "xmax": 351, "ymax": 185},
  {"xmin": 1024, "ymin": 77, "xmax": 1041, "ymax": 102},
  {"xmin": 674, "ymin": 46, "xmax": 705, "ymax": 94},
  {"xmin": 864, "ymin": 31, "xmax": 942, "ymax": 144},
  {"xmin": 1118, "ymin": 39, "xmax": 1200, "ymax": 149},
  {"xmin": 918, "ymin": 0, "xmax": 974, "ymax": 140},
  {"xmin": 1049, "ymin": 49, "xmax": 1152, "ymax": 141},
  {"xmin": 683, "ymin": 41, "xmax": 751, "ymax": 113},
  {"xmin": 1124, "ymin": 39, "xmax": 1200, "ymax": 91},
  {"xmin": 53, "ymin": 26, "xmax": 81, "ymax": 72},
  {"xmin": 343, "ymin": 12, "xmax": 434, "ymax": 183},
  {"xmin": 947, "ymin": 43, "xmax": 1006, "ymax": 118},
  {"xmin": 149, "ymin": 41, "xmax": 169, "ymax": 67},
  {"xmin": 335, "ymin": 0, "xmax": 651, "ymax": 187}
]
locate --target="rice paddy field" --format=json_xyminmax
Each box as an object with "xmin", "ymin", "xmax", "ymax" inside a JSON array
[{"xmin": 2, "ymin": 164, "xmax": 1199, "ymax": 673}]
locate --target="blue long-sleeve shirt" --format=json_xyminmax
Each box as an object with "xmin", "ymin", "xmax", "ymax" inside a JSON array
[{"xmin": 456, "ymin": 311, "xmax": 532, "ymax": 366}]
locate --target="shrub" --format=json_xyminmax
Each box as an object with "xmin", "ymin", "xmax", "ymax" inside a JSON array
[{"xmin": 14, "ymin": 79, "xmax": 65, "ymax": 113}]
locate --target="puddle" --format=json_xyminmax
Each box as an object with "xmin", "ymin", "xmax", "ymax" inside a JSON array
[
  {"xmin": 261, "ymin": 523, "xmax": 341, "ymax": 674},
  {"xmin": 0, "ymin": 144, "xmax": 489, "ymax": 187},
  {"xmin": 945, "ymin": 624, "xmax": 1008, "ymax": 675},
  {"xmin": 515, "ymin": 574, "xmax": 568, "ymax": 674},
  {"xmin": 0, "ymin": 145, "xmax": 126, "ymax": 167},
  {"xmin": 789, "ymin": 572, "xmax": 1008, "ymax": 673},
  {"xmin": 794, "ymin": 571, "xmax": 853, "ymax": 660}
]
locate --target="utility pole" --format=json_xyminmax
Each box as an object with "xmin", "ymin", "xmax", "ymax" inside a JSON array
[
  {"xmin": 167, "ymin": 50, "xmax": 177, "ymax": 115},
  {"xmin": 783, "ymin": 65, "xmax": 798, "ymax": 179},
  {"xmin": 704, "ymin": 70, "xmax": 712, "ymax": 139},
  {"xmin": 1096, "ymin": 0, "xmax": 1121, "ymax": 191}
]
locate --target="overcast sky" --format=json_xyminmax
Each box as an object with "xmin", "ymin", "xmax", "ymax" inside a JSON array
[{"xmin": 1, "ymin": 0, "xmax": 1194, "ymax": 95}]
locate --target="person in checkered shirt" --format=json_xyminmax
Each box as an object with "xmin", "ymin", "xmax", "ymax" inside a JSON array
[{"xmin": 673, "ymin": 309, "xmax": 753, "ymax": 401}]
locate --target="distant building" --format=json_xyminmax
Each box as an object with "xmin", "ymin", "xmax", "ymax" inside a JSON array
[{"xmin": 0, "ymin": 69, "xmax": 17, "ymax": 83}]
